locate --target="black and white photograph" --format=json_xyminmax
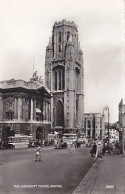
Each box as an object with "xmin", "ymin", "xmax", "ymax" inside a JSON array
[{"xmin": 0, "ymin": 0, "xmax": 124, "ymax": 193}]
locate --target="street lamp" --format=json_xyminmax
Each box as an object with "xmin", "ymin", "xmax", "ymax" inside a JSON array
[{"xmin": 103, "ymin": 106, "xmax": 110, "ymax": 140}]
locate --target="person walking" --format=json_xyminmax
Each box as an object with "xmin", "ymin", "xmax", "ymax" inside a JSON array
[
  {"xmin": 71, "ymin": 143, "xmax": 75, "ymax": 153},
  {"xmin": 94, "ymin": 141, "xmax": 103, "ymax": 161},
  {"xmin": 91, "ymin": 142, "xmax": 97, "ymax": 157},
  {"xmin": 34, "ymin": 145, "xmax": 41, "ymax": 162}
]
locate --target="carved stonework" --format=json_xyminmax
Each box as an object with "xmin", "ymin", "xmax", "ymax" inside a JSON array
[{"xmin": 5, "ymin": 98, "xmax": 14, "ymax": 112}]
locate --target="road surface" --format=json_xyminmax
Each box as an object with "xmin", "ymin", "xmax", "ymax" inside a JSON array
[{"xmin": 0, "ymin": 145, "xmax": 94, "ymax": 194}]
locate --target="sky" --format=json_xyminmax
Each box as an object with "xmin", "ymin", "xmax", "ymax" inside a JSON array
[{"xmin": 0, "ymin": 0, "xmax": 124, "ymax": 122}]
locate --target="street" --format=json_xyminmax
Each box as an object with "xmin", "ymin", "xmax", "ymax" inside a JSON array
[{"xmin": 0, "ymin": 145, "xmax": 94, "ymax": 194}]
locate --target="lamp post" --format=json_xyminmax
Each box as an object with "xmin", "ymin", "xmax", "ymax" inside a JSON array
[{"xmin": 103, "ymin": 106, "xmax": 110, "ymax": 140}]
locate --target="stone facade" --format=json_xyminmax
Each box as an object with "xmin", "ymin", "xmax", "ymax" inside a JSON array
[
  {"xmin": 0, "ymin": 78, "xmax": 51, "ymax": 141},
  {"xmin": 118, "ymin": 99, "xmax": 125, "ymax": 142},
  {"xmin": 45, "ymin": 20, "xmax": 84, "ymax": 133},
  {"xmin": 84, "ymin": 113, "xmax": 105, "ymax": 139}
]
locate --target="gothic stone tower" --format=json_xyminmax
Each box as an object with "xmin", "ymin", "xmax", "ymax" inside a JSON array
[{"xmin": 45, "ymin": 20, "xmax": 84, "ymax": 133}]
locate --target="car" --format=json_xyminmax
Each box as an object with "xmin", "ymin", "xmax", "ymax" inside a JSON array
[
  {"xmin": 0, "ymin": 141, "xmax": 15, "ymax": 149},
  {"xmin": 55, "ymin": 141, "xmax": 68, "ymax": 149},
  {"xmin": 28, "ymin": 140, "xmax": 37, "ymax": 147}
]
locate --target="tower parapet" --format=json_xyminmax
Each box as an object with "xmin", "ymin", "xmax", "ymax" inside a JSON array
[{"xmin": 54, "ymin": 19, "xmax": 78, "ymax": 31}]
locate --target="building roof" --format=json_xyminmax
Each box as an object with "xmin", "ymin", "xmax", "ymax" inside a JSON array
[{"xmin": 0, "ymin": 79, "xmax": 50, "ymax": 96}]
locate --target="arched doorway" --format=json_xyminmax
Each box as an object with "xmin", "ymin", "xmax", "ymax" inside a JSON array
[
  {"xmin": 56, "ymin": 100, "xmax": 64, "ymax": 127},
  {"xmin": 36, "ymin": 126, "xmax": 44, "ymax": 143}
]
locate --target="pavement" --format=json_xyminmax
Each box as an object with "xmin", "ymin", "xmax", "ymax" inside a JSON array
[{"xmin": 73, "ymin": 154, "xmax": 125, "ymax": 194}]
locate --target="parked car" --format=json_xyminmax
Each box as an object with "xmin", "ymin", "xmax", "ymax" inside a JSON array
[
  {"xmin": 28, "ymin": 139, "xmax": 43, "ymax": 147},
  {"xmin": 55, "ymin": 141, "xmax": 68, "ymax": 149},
  {"xmin": 0, "ymin": 141, "xmax": 15, "ymax": 149},
  {"xmin": 28, "ymin": 139, "xmax": 37, "ymax": 147}
]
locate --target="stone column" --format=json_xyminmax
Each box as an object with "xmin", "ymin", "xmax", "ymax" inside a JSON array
[
  {"xmin": 43, "ymin": 101, "xmax": 45, "ymax": 121},
  {"xmin": 18, "ymin": 97, "xmax": 22, "ymax": 120},
  {"xmin": 90, "ymin": 117, "xmax": 93, "ymax": 140},
  {"xmin": 48, "ymin": 103, "xmax": 50, "ymax": 121},
  {"xmin": 30, "ymin": 99, "xmax": 33, "ymax": 120},
  {"xmin": 14, "ymin": 98, "xmax": 17, "ymax": 119},
  {"xmin": 0, "ymin": 95, "xmax": 3, "ymax": 120},
  {"xmin": 33, "ymin": 99, "xmax": 36, "ymax": 120},
  {"xmin": 46, "ymin": 102, "xmax": 48, "ymax": 121},
  {"xmin": 22, "ymin": 98, "xmax": 26, "ymax": 120},
  {"xmin": 45, "ymin": 102, "xmax": 47, "ymax": 120}
]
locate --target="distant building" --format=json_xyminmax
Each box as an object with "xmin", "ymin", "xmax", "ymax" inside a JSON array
[
  {"xmin": 118, "ymin": 99, "xmax": 125, "ymax": 142},
  {"xmin": 0, "ymin": 77, "xmax": 51, "ymax": 142},
  {"xmin": 84, "ymin": 113, "xmax": 105, "ymax": 139},
  {"xmin": 45, "ymin": 20, "xmax": 84, "ymax": 133},
  {"xmin": 105, "ymin": 128, "xmax": 119, "ymax": 143}
]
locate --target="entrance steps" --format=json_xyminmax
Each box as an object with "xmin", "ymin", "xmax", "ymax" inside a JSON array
[{"xmin": 8, "ymin": 134, "xmax": 33, "ymax": 148}]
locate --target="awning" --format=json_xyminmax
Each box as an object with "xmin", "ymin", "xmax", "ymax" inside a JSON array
[{"xmin": 36, "ymin": 108, "xmax": 42, "ymax": 113}]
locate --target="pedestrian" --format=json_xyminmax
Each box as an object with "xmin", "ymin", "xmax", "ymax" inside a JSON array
[
  {"xmin": 71, "ymin": 143, "xmax": 75, "ymax": 153},
  {"xmin": 91, "ymin": 142, "xmax": 97, "ymax": 157},
  {"xmin": 94, "ymin": 141, "xmax": 103, "ymax": 161},
  {"xmin": 34, "ymin": 145, "xmax": 41, "ymax": 162},
  {"xmin": 115, "ymin": 141, "xmax": 120, "ymax": 154}
]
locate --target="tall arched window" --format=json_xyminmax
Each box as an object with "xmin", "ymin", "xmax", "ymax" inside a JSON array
[
  {"xmin": 87, "ymin": 120, "xmax": 91, "ymax": 128},
  {"xmin": 62, "ymin": 70, "xmax": 64, "ymax": 90},
  {"xmin": 75, "ymin": 67, "xmax": 80, "ymax": 92},
  {"xmin": 56, "ymin": 100, "xmax": 64, "ymax": 126},
  {"xmin": 55, "ymin": 71, "xmax": 57, "ymax": 90},
  {"xmin": 59, "ymin": 31, "xmax": 61, "ymax": 43},
  {"xmin": 59, "ymin": 71, "xmax": 61, "ymax": 90},
  {"xmin": 67, "ymin": 31, "xmax": 70, "ymax": 42},
  {"xmin": 54, "ymin": 69, "xmax": 64, "ymax": 91},
  {"xmin": 59, "ymin": 44, "xmax": 62, "ymax": 53}
]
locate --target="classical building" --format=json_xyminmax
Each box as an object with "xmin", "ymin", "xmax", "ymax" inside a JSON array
[
  {"xmin": 45, "ymin": 20, "xmax": 84, "ymax": 133},
  {"xmin": 84, "ymin": 113, "xmax": 105, "ymax": 139},
  {"xmin": 0, "ymin": 77, "xmax": 51, "ymax": 142}
]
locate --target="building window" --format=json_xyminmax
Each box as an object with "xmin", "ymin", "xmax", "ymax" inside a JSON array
[
  {"xmin": 59, "ymin": 44, "xmax": 62, "ymax": 53},
  {"xmin": 75, "ymin": 67, "xmax": 80, "ymax": 92},
  {"xmin": 6, "ymin": 112, "xmax": 14, "ymax": 120},
  {"xmin": 55, "ymin": 71, "xmax": 57, "ymax": 90},
  {"xmin": 59, "ymin": 31, "xmax": 61, "ymax": 43},
  {"xmin": 56, "ymin": 100, "xmax": 64, "ymax": 126},
  {"xmin": 67, "ymin": 31, "xmax": 70, "ymax": 42},
  {"xmin": 54, "ymin": 69, "xmax": 64, "ymax": 91},
  {"xmin": 62, "ymin": 70, "xmax": 64, "ymax": 90},
  {"xmin": 84, "ymin": 119, "xmax": 86, "ymax": 129},
  {"xmin": 59, "ymin": 71, "xmax": 61, "ymax": 90},
  {"xmin": 87, "ymin": 120, "xmax": 91, "ymax": 128}
]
